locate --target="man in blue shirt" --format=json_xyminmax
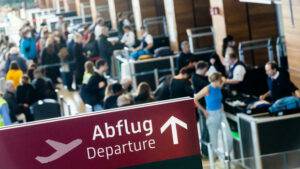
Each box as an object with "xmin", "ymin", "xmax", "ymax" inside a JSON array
[{"xmin": 0, "ymin": 96, "xmax": 12, "ymax": 126}]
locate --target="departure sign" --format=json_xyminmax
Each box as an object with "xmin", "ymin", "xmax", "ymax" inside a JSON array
[{"xmin": 0, "ymin": 98, "xmax": 202, "ymax": 169}]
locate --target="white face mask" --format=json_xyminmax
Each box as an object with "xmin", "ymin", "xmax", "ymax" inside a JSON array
[{"xmin": 26, "ymin": 33, "xmax": 32, "ymax": 39}]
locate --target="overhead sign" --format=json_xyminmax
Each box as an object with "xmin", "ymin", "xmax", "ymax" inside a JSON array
[{"xmin": 0, "ymin": 98, "xmax": 202, "ymax": 169}]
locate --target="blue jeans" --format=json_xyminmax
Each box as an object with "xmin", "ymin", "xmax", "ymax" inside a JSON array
[
  {"xmin": 206, "ymin": 109, "xmax": 233, "ymax": 155},
  {"xmin": 93, "ymin": 104, "xmax": 104, "ymax": 111}
]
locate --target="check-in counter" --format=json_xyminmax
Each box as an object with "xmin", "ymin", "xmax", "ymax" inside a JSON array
[
  {"xmin": 227, "ymin": 113, "xmax": 300, "ymax": 169},
  {"xmin": 114, "ymin": 55, "xmax": 178, "ymax": 91}
]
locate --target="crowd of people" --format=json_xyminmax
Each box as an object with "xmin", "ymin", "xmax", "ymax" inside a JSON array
[
  {"xmin": 0, "ymin": 12, "xmax": 299, "ymax": 160},
  {"xmin": 0, "ymin": 12, "xmax": 156, "ymax": 125}
]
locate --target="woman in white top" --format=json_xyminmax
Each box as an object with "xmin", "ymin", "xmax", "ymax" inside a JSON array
[{"xmin": 121, "ymin": 25, "xmax": 135, "ymax": 47}]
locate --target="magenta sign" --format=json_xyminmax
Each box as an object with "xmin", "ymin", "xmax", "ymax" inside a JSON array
[{"xmin": 0, "ymin": 98, "xmax": 202, "ymax": 169}]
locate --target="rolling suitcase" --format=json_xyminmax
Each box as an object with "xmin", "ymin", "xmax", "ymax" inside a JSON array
[{"xmin": 31, "ymin": 99, "xmax": 61, "ymax": 121}]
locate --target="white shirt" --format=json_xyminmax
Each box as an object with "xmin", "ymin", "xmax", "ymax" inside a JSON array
[
  {"xmin": 123, "ymin": 19, "xmax": 131, "ymax": 26},
  {"xmin": 206, "ymin": 65, "xmax": 217, "ymax": 77},
  {"xmin": 230, "ymin": 61, "xmax": 246, "ymax": 82},
  {"xmin": 142, "ymin": 33, "xmax": 153, "ymax": 46},
  {"xmin": 94, "ymin": 25, "xmax": 104, "ymax": 40},
  {"xmin": 121, "ymin": 31, "xmax": 135, "ymax": 47},
  {"xmin": 272, "ymin": 71, "xmax": 280, "ymax": 80}
]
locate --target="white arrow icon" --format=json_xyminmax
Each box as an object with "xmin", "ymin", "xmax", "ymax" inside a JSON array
[{"xmin": 160, "ymin": 116, "xmax": 188, "ymax": 145}]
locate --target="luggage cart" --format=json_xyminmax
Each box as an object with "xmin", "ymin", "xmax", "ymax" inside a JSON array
[
  {"xmin": 186, "ymin": 26, "xmax": 216, "ymax": 55},
  {"xmin": 238, "ymin": 38, "xmax": 274, "ymax": 65}
]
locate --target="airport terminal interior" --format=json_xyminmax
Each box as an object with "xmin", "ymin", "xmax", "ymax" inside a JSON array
[{"xmin": 0, "ymin": 0, "xmax": 299, "ymax": 169}]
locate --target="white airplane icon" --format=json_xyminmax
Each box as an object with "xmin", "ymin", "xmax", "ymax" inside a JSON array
[{"xmin": 35, "ymin": 139, "xmax": 82, "ymax": 164}]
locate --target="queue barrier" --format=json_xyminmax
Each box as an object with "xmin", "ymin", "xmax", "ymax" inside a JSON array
[
  {"xmin": 186, "ymin": 26, "xmax": 216, "ymax": 55},
  {"xmin": 238, "ymin": 38, "xmax": 274, "ymax": 66}
]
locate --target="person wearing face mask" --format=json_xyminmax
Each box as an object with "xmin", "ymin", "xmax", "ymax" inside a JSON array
[
  {"xmin": 20, "ymin": 27, "xmax": 38, "ymax": 62},
  {"xmin": 194, "ymin": 72, "xmax": 233, "ymax": 158}
]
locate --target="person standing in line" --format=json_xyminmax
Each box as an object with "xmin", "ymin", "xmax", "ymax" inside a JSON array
[
  {"xmin": 73, "ymin": 33, "xmax": 87, "ymax": 90},
  {"xmin": 6, "ymin": 61, "xmax": 23, "ymax": 88},
  {"xmin": 98, "ymin": 27, "xmax": 115, "ymax": 75},
  {"xmin": 194, "ymin": 72, "xmax": 233, "ymax": 158}
]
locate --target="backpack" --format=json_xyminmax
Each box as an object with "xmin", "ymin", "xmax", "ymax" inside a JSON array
[
  {"xmin": 153, "ymin": 46, "xmax": 174, "ymax": 57},
  {"xmin": 269, "ymin": 96, "xmax": 300, "ymax": 116}
]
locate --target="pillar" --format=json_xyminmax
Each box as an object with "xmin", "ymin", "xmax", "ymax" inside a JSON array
[
  {"xmin": 131, "ymin": 0, "xmax": 165, "ymax": 38},
  {"xmin": 164, "ymin": 0, "xmax": 212, "ymax": 51},
  {"xmin": 90, "ymin": 0, "xmax": 109, "ymax": 21},
  {"xmin": 108, "ymin": 0, "xmax": 132, "ymax": 30},
  {"xmin": 210, "ymin": 0, "xmax": 278, "ymax": 66},
  {"xmin": 281, "ymin": 0, "xmax": 300, "ymax": 87}
]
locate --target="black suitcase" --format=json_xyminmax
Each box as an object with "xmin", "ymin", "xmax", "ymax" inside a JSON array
[{"xmin": 31, "ymin": 99, "xmax": 61, "ymax": 121}]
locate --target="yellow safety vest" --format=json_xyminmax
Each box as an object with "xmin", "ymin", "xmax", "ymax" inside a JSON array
[{"xmin": 0, "ymin": 98, "xmax": 7, "ymax": 127}]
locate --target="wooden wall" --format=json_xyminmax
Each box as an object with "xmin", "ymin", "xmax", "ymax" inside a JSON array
[
  {"xmin": 64, "ymin": 0, "xmax": 76, "ymax": 12},
  {"xmin": 132, "ymin": 0, "xmax": 165, "ymax": 38},
  {"xmin": 210, "ymin": 0, "xmax": 278, "ymax": 67},
  {"xmin": 90, "ymin": 0, "xmax": 108, "ymax": 21},
  {"xmin": 108, "ymin": 0, "xmax": 132, "ymax": 29},
  {"xmin": 39, "ymin": 0, "xmax": 47, "ymax": 9},
  {"xmin": 75, "ymin": 0, "xmax": 91, "ymax": 16},
  {"xmin": 282, "ymin": 0, "xmax": 300, "ymax": 88},
  {"xmin": 165, "ymin": 0, "xmax": 212, "ymax": 51}
]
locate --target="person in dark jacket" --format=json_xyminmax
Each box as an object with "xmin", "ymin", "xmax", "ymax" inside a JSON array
[
  {"xmin": 3, "ymin": 81, "xmax": 19, "ymax": 123},
  {"xmin": 27, "ymin": 62, "xmax": 37, "ymax": 81},
  {"xmin": 31, "ymin": 68, "xmax": 57, "ymax": 101},
  {"xmin": 177, "ymin": 41, "xmax": 196, "ymax": 74},
  {"xmin": 169, "ymin": 68, "xmax": 193, "ymax": 99},
  {"xmin": 66, "ymin": 34, "xmax": 75, "ymax": 90},
  {"xmin": 84, "ymin": 32, "xmax": 99, "ymax": 62},
  {"xmin": 5, "ymin": 47, "xmax": 27, "ymax": 73},
  {"xmin": 73, "ymin": 33, "xmax": 87, "ymax": 90},
  {"xmin": 208, "ymin": 53, "xmax": 226, "ymax": 76},
  {"xmin": 85, "ymin": 60, "xmax": 109, "ymax": 111},
  {"xmin": 98, "ymin": 27, "xmax": 114, "ymax": 75},
  {"xmin": 16, "ymin": 75, "xmax": 36, "ymax": 121},
  {"xmin": 104, "ymin": 83, "xmax": 123, "ymax": 109},
  {"xmin": 134, "ymin": 82, "xmax": 156, "ymax": 104},
  {"xmin": 260, "ymin": 61, "xmax": 300, "ymax": 102},
  {"xmin": 41, "ymin": 38, "xmax": 60, "ymax": 85},
  {"xmin": 192, "ymin": 61, "xmax": 209, "ymax": 94}
]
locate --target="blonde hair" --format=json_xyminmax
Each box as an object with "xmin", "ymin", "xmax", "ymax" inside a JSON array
[
  {"xmin": 84, "ymin": 61, "xmax": 94, "ymax": 74},
  {"xmin": 104, "ymin": 84, "xmax": 113, "ymax": 101},
  {"xmin": 74, "ymin": 33, "xmax": 82, "ymax": 43},
  {"xmin": 136, "ymin": 82, "xmax": 154, "ymax": 99},
  {"xmin": 208, "ymin": 72, "xmax": 222, "ymax": 83}
]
